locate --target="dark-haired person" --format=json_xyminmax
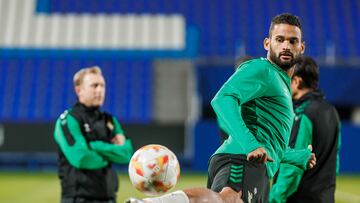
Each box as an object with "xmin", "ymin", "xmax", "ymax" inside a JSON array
[
  {"xmin": 207, "ymin": 13, "xmax": 316, "ymax": 202},
  {"xmin": 54, "ymin": 66, "xmax": 133, "ymax": 203},
  {"xmin": 127, "ymin": 13, "xmax": 316, "ymax": 203},
  {"xmin": 270, "ymin": 56, "xmax": 341, "ymax": 203}
]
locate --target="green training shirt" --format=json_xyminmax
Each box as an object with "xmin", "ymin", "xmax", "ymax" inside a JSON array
[
  {"xmin": 54, "ymin": 110, "xmax": 133, "ymax": 169},
  {"xmin": 211, "ymin": 58, "xmax": 294, "ymax": 178}
]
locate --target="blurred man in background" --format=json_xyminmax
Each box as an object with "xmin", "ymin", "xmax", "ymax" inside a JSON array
[
  {"xmin": 54, "ymin": 66, "xmax": 133, "ymax": 203},
  {"xmin": 270, "ymin": 56, "xmax": 341, "ymax": 203}
]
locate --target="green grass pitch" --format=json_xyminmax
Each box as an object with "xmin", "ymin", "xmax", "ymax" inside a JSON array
[{"xmin": 0, "ymin": 172, "xmax": 359, "ymax": 203}]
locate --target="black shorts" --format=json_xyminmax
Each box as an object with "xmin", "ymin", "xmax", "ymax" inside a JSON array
[{"xmin": 207, "ymin": 154, "xmax": 270, "ymax": 203}]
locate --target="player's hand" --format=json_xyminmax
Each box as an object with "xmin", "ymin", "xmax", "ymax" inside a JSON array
[
  {"xmin": 111, "ymin": 134, "xmax": 125, "ymax": 145},
  {"xmin": 307, "ymin": 145, "xmax": 316, "ymax": 169},
  {"xmin": 247, "ymin": 147, "xmax": 274, "ymax": 164}
]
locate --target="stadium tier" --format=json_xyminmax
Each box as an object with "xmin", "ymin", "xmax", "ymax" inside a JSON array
[
  {"xmin": 0, "ymin": 0, "xmax": 359, "ymax": 122},
  {"xmin": 0, "ymin": 59, "xmax": 152, "ymax": 122},
  {"xmin": 41, "ymin": 0, "xmax": 360, "ymax": 59}
]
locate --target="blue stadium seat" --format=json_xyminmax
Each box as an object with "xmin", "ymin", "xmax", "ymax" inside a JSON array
[
  {"xmin": 0, "ymin": 58, "xmax": 152, "ymax": 122},
  {"xmin": 2, "ymin": 0, "xmax": 360, "ymax": 123},
  {"xmin": 44, "ymin": 0, "xmax": 360, "ymax": 58}
]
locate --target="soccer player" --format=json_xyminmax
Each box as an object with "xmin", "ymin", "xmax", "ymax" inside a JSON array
[
  {"xmin": 54, "ymin": 66, "xmax": 133, "ymax": 203},
  {"xmin": 127, "ymin": 13, "xmax": 317, "ymax": 203},
  {"xmin": 269, "ymin": 56, "xmax": 341, "ymax": 203},
  {"xmin": 207, "ymin": 13, "xmax": 312, "ymax": 202}
]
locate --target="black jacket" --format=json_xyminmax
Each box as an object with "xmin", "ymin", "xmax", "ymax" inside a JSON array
[
  {"xmin": 57, "ymin": 103, "xmax": 119, "ymax": 200},
  {"xmin": 288, "ymin": 91, "xmax": 341, "ymax": 203}
]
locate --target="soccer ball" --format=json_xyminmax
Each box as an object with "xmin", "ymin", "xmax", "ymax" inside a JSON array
[{"xmin": 128, "ymin": 144, "xmax": 180, "ymax": 196}]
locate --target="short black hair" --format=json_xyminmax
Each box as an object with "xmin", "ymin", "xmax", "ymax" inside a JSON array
[
  {"xmin": 269, "ymin": 13, "xmax": 302, "ymax": 36},
  {"xmin": 293, "ymin": 56, "xmax": 319, "ymax": 89}
]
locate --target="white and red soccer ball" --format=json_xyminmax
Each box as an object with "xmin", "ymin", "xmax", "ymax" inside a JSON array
[{"xmin": 128, "ymin": 144, "xmax": 180, "ymax": 196}]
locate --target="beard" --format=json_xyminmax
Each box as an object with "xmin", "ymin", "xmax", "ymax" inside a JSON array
[{"xmin": 269, "ymin": 47, "xmax": 299, "ymax": 71}]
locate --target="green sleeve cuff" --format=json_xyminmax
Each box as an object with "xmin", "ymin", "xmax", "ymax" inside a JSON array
[
  {"xmin": 281, "ymin": 148, "xmax": 311, "ymax": 170},
  {"xmin": 90, "ymin": 139, "xmax": 134, "ymax": 164}
]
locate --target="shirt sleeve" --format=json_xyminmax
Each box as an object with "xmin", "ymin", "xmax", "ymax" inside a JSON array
[
  {"xmin": 53, "ymin": 114, "xmax": 109, "ymax": 169},
  {"xmin": 281, "ymin": 114, "xmax": 313, "ymax": 169},
  {"xmin": 89, "ymin": 139, "xmax": 134, "ymax": 164},
  {"xmin": 271, "ymin": 114, "xmax": 313, "ymax": 202},
  {"xmin": 89, "ymin": 116, "xmax": 134, "ymax": 164},
  {"xmin": 211, "ymin": 64, "xmax": 271, "ymax": 153},
  {"xmin": 269, "ymin": 163, "xmax": 304, "ymax": 203},
  {"xmin": 281, "ymin": 148, "xmax": 311, "ymax": 170}
]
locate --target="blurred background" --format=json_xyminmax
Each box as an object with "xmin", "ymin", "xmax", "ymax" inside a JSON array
[{"xmin": 0, "ymin": 0, "xmax": 359, "ymax": 202}]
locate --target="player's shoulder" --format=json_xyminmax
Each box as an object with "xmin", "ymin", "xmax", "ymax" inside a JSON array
[
  {"xmin": 55, "ymin": 109, "xmax": 72, "ymax": 127},
  {"xmin": 57, "ymin": 108, "xmax": 76, "ymax": 121},
  {"xmin": 236, "ymin": 58, "xmax": 273, "ymax": 78},
  {"xmin": 58, "ymin": 109, "xmax": 70, "ymax": 120},
  {"xmin": 237, "ymin": 58, "xmax": 272, "ymax": 71},
  {"xmin": 239, "ymin": 57, "xmax": 269, "ymax": 66}
]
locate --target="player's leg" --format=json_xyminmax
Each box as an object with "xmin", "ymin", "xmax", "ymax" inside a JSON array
[
  {"xmin": 207, "ymin": 154, "xmax": 270, "ymax": 203},
  {"xmin": 125, "ymin": 198, "xmax": 145, "ymax": 203},
  {"xmin": 125, "ymin": 190, "xmax": 205, "ymax": 203},
  {"xmin": 185, "ymin": 187, "xmax": 243, "ymax": 203},
  {"xmin": 126, "ymin": 187, "xmax": 243, "ymax": 203},
  {"xmin": 218, "ymin": 187, "xmax": 243, "ymax": 203},
  {"xmin": 207, "ymin": 154, "xmax": 244, "ymax": 193},
  {"xmin": 183, "ymin": 188, "xmax": 223, "ymax": 202},
  {"xmin": 241, "ymin": 159, "xmax": 269, "ymax": 202},
  {"xmin": 142, "ymin": 191, "xmax": 189, "ymax": 203}
]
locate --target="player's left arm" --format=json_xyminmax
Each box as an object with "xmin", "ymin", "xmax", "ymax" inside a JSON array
[
  {"xmin": 281, "ymin": 147, "xmax": 315, "ymax": 170},
  {"xmin": 90, "ymin": 116, "xmax": 134, "ymax": 164}
]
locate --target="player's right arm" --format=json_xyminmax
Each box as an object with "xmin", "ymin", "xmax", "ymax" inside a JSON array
[
  {"xmin": 89, "ymin": 139, "xmax": 133, "ymax": 164},
  {"xmin": 211, "ymin": 62, "xmax": 270, "ymax": 155},
  {"xmin": 89, "ymin": 116, "xmax": 134, "ymax": 164},
  {"xmin": 54, "ymin": 113, "xmax": 108, "ymax": 169}
]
